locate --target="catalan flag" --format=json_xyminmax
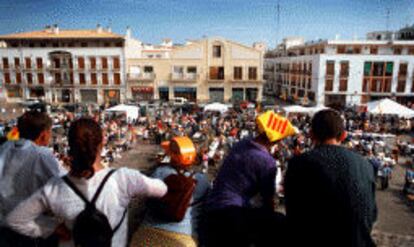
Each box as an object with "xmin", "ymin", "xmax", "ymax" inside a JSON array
[
  {"xmin": 256, "ymin": 111, "xmax": 297, "ymax": 142},
  {"xmin": 7, "ymin": 127, "xmax": 19, "ymax": 141}
]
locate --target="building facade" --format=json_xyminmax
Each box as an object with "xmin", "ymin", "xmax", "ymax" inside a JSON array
[
  {"xmin": 265, "ymin": 38, "xmax": 414, "ymax": 106},
  {"xmin": 0, "ymin": 25, "xmax": 126, "ymax": 104},
  {"xmin": 126, "ymin": 37, "xmax": 265, "ymax": 103}
]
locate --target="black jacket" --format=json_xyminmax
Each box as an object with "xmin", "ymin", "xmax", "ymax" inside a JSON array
[{"xmin": 285, "ymin": 145, "xmax": 377, "ymax": 247}]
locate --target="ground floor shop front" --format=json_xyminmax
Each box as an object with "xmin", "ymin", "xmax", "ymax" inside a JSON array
[
  {"xmin": 3, "ymin": 85, "xmax": 125, "ymax": 105},
  {"xmin": 152, "ymin": 85, "xmax": 262, "ymax": 103}
]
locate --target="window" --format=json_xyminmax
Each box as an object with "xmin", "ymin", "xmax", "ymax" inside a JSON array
[
  {"xmin": 90, "ymin": 57, "xmax": 96, "ymax": 69},
  {"xmin": 113, "ymin": 57, "xmax": 120, "ymax": 69},
  {"xmin": 394, "ymin": 46, "xmax": 402, "ymax": 55},
  {"xmin": 340, "ymin": 61, "xmax": 349, "ymax": 77},
  {"xmin": 104, "ymin": 42, "xmax": 110, "ymax": 47},
  {"xmin": 409, "ymin": 47, "xmax": 414, "ymax": 55},
  {"xmin": 213, "ymin": 45, "xmax": 221, "ymax": 58},
  {"xmin": 114, "ymin": 73, "xmax": 121, "ymax": 85},
  {"xmin": 14, "ymin": 57, "xmax": 20, "ymax": 68},
  {"xmin": 25, "ymin": 57, "xmax": 31, "ymax": 69},
  {"xmin": 412, "ymin": 77, "xmax": 414, "ymax": 93},
  {"xmin": 364, "ymin": 62, "xmax": 372, "ymax": 76},
  {"xmin": 187, "ymin": 66, "xmax": 197, "ymax": 74},
  {"xmin": 398, "ymin": 63, "xmax": 408, "ymax": 77},
  {"xmin": 81, "ymin": 42, "xmax": 88, "ymax": 47},
  {"xmin": 78, "ymin": 57, "xmax": 85, "ymax": 69},
  {"xmin": 339, "ymin": 79, "xmax": 348, "ymax": 92},
  {"xmin": 210, "ymin": 66, "xmax": 224, "ymax": 80},
  {"xmin": 53, "ymin": 58, "xmax": 60, "ymax": 69},
  {"xmin": 144, "ymin": 66, "xmax": 153, "ymax": 73},
  {"xmin": 173, "ymin": 66, "xmax": 184, "ymax": 74},
  {"xmin": 337, "ymin": 46, "xmax": 346, "ymax": 54},
  {"xmin": 36, "ymin": 58, "xmax": 43, "ymax": 69},
  {"xmin": 373, "ymin": 62, "xmax": 384, "ymax": 76},
  {"xmin": 353, "ymin": 46, "xmax": 361, "ymax": 54},
  {"xmin": 397, "ymin": 80, "xmax": 406, "ymax": 92},
  {"xmin": 2, "ymin": 57, "xmax": 9, "ymax": 69},
  {"xmin": 234, "ymin": 67, "xmax": 242, "ymax": 80},
  {"xmin": 27, "ymin": 73, "xmax": 33, "ymax": 84},
  {"xmin": 79, "ymin": 73, "xmax": 85, "ymax": 84},
  {"xmin": 307, "ymin": 78, "xmax": 312, "ymax": 89},
  {"xmin": 16, "ymin": 73, "xmax": 21, "ymax": 84},
  {"xmin": 53, "ymin": 73, "xmax": 60, "ymax": 84},
  {"xmin": 370, "ymin": 46, "xmax": 378, "ymax": 55},
  {"xmin": 325, "ymin": 79, "xmax": 333, "ymax": 91},
  {"xmin": 362, "ymin": 79, "xmax": 369, "ymax": 92},
  {"xmin": 248, "ymin": 67, "xmax": 257, "ymax": 80},
  {"xmin": 4, "ymin": 73, "xmax": 10, "ymax": 84},
  {"xmin": 37, "ymin": 73, "xmax": 44, "ymax": 84},
  {"xmin": 101, "ymin": 57, "xmax": 108, "ymax": 69},
  {"xmin": 102, "ymin": 73, "xmax": 108, "ymax": 85},
  {"xmin": 326, "ymin": 61, "xmax": 335, "ymax": 76},
  {"xmin": 91, "ymin": 73, "xmax": 97, "ymax": 85},
  {"xmin": 385, "ymin": 62, "xmax": 393, "ymax": 76}
]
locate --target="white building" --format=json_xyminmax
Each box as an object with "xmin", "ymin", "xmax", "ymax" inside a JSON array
[
  {"xmin": 0, "ymin": 25, "xmax": 130, "ymax": 104},
  {"xmin": 265, "ymin": 37, "xmax": 414, "ymax": 107}
]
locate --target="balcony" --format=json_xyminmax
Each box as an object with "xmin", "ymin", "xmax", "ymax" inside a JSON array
[
  {"xmin": 127, "ymin": 73, "xmax": 155, "ymax": 82},
  {"xmin": 170, "ymin": 73, "xmax": 199, "ymax": 82}
]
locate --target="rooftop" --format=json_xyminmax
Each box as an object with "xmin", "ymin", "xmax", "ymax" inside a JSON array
[{"xmin": 0, "ymin": 29, "xmax": 124, "ymax": 40}]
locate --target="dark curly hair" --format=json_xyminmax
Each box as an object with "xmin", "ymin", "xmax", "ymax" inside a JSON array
[{"xmin": 68, "ymin": 118, "xmax": 103, "ymax": 178}]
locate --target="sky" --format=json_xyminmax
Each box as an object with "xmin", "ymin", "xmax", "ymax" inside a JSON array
[{"xmin": 0, "ymin": 0, "xmax": 412, "ymax": 48}]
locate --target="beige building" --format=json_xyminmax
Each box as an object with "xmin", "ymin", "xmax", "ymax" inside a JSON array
[
  {"xmin": 0, "ymin": 25, "xmax": 127, "ymax": 104},
  {"xmin": 127, "ymin": 37, "xmax": 265, "ymax": 103}
]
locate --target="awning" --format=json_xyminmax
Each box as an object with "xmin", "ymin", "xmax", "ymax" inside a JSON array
[{"xmin": 132, "ymin": 86, "xmax": 154, "ymax": 93}]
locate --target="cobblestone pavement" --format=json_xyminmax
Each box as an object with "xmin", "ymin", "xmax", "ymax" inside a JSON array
[{"xmin": 101, "ymin": 141, "xmax": 414, "ymax": 246}]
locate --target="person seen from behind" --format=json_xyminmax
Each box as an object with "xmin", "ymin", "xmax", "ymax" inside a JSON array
[
  {"xmin": 6, "ymin": 118, "xmax": 167, "ymax": 247},
  {"xmin": 285, "ymin": 109, "xmax": 377, "ymax": 247},
  {"xmin": 205, "ymin": 111, "xmax": 297, "ymax": 247},
  {"xmin": 0, "ymin": 111, "xmax": 64, "ymax": 247}
]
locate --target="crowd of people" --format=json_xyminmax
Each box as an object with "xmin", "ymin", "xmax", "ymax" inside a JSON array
[{"xmin": 0, "ymin": 100, "xmax": 413, "ymax": 247}]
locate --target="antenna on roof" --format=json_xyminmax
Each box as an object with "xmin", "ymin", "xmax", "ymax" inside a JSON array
[
  {"xmin": 385, "ymin": 8, "xmax": 390, "ymax": 32},
  {"xmin": 275, "ymin": 0, "xmax": 281, "ymax": 48}
]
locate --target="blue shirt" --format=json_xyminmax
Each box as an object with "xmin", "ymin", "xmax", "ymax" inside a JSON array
[
  {"xmin": 142, "ymin": 166, "xmax": 210, "ymax": 236},
  {"xmin": 0, "ymin": 139, "xmax": 64, "ymax": 227},
  {"xmin": 206, "ymin": 138, "xmax": 276, "ymax": 211}
]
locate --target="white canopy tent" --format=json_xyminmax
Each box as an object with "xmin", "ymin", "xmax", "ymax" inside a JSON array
[
  {"xmin": 105, "ymin": 104, "xmax": 140, "ymax": 121},
  {"xmin": 283, "ymin": 105, "xmax": 328, "ymax": 115},
  {"xmin": 203, "ymin": 102, "xmax": 229, "ymax": 113},
  {"xmin": 366, "ymin": 98, "xmax": 414, "ymax": 118}
]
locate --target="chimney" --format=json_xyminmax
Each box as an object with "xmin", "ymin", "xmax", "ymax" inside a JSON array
[
  {"xmin": 97, "ymin": 24, "xmax": 103, "ymax": 33},
  {"xmin": 52, "ymin": 24, "xmax": 59, "ymax": 34},
  {"xmin": 45, "ymin": 25, "xmax": 52, "ymax": 33},
  {"xmin": 126, "ymin": 26, "xmax": 132, "ymax": 38},
  {"xmin": 106, "ymin": 26, "xmax": 112, "ymax": 33}
]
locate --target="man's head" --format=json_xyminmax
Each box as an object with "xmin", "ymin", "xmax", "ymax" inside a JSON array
[
  {"xmin": 17, "ymin": 111, "xmax": 52, "ymax": 146},
  {"xmin": 311, "ymin": 109, "xmax": 346, "ymax": 145}
]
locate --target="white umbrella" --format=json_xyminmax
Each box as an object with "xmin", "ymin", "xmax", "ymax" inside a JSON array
[
  {"xmin": 367, "ymin": 98, "xmax": 414, "ymax": 118},
  {"xmin": 203, "ymin": 102, "xmax": 229, "ymax": 113},
  {"xmin": 105, "ymin": 104, "xmax": 140, "ymax": 121}
]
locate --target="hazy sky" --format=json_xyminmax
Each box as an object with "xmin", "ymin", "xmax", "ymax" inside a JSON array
[{"xmin": 0, "ymin": 0, "xmax": 412, "ymax": 47}]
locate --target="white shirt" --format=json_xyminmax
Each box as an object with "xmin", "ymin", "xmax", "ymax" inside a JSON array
[{"xmin": 7, "ymin": 167, "xmax": 167, "ymax": 247}]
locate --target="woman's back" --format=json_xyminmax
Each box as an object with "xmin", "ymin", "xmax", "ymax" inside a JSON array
[{"xmin": 7, "ymin": 167, "xmax": 167, "ymax": 247}]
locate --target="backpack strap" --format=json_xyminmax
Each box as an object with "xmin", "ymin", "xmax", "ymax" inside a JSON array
[
  {"xmin": 62, "ymin": 169, "xmax": 118, "ymax": 207},
  {"xmin": 62, "ymin": 175, "xmax": 91, "ymax": 206},
  {"xmin": 113, "ymin": 208, "xmax": 127, "ymax": 233},
  {"xmin": 91, "ymin": 169, "xmax": 118, "ymax": 205}
]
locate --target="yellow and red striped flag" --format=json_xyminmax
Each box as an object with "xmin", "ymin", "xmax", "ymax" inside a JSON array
[{"xmin": 256, "ymin": 111, "xmax": 297, "ymax": 142}]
